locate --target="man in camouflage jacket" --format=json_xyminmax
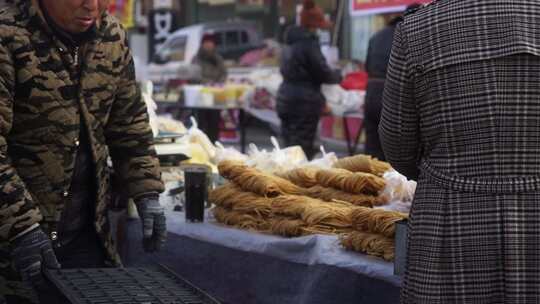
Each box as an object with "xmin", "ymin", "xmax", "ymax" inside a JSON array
[{"xmin": 0, "ymin": 0, "xmax": 165, "ymax": 302}]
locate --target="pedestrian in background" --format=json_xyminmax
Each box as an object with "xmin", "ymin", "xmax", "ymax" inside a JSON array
[
  {"xmin": 192, "ymin": 33, "xmax": 228, "ymax": 84},
  {"xmin": 364, "ymin": 3, "xmax": 421, "ymax": 161},
  {"xmin": 277, "ymin": 0, "xmax": 341, "ymax": 160},
  {"xmin": 380, "ymin": 1, "xmax": 540, "ymax": 302},
  {"xmin": 191, "ymin": 33, "xmax": 228, "ymax": 143}
]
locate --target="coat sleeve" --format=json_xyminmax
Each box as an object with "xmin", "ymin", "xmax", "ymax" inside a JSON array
[
  {"xmin": 379, "ymin": 23, "xmax": 421, "ymax": 180},
  {"xmin": 365, "ymin": 38, "xmax": 374, "ymax": 75},
  {"xmin": 104, "ymin": 30, "xmax": 164, "ymax": 199},
  {"xmin": 216, "ymin": 55, "xmax": 228, "ymax": 83},
  {"xmin": 306, "ymin": 40, "xmax": 341, "ymax": 85},
  {"xmin": 0, "ymin": 41, "xmax": 42, "ymax": 242}
]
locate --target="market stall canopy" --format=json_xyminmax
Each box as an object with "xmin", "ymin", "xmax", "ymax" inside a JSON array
[{"xmin": 350, "ymin": 0, "xmax": 432, "ymax": 16}]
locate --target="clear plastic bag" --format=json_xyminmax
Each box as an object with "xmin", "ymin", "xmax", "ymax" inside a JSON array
[
  {"xmin": 377, "ymin": 170, "xmax": 417, "ymax": 213},
  {"xmin": 215, "ymin": 142, "xmax": 248, "ymax": 164},
  {"xmin": 184, "ymin": 117, "xmax": 217, "ymax": 161},
  {"xmin": 322, "ymin": 84, "xmax": 366, "ymax": 116},
  {"xmin": 309, "ymin": 146, "xmax": 338, "ymax": 169},
  {"xmin": 141, "ymin": 81, "xmax": 159, "ymax": 137},
  {"xmin": 244, "ymin": 137, "xmax": 308, "ymax": 174}
]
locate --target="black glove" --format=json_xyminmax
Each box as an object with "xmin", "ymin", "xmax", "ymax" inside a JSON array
[
  {"xmin": 11, "ymin": 228, "xmax": 60, "ymax": 290},
  {"xmin": 135, "ymin": 196, "xmax": 167, "ymax": 252}
]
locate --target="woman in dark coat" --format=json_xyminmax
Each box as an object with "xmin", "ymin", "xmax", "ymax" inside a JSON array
[
  {"xmin": 380, "ymin": 1, "xmax": 540, "ymax": 303},
  {"xmin": 277, "ymin": 0, "xmax": 341, "ymax": 159},
  {"xmin": 364, "ymin": 4, "xmax": 420, "ymax": 161}
]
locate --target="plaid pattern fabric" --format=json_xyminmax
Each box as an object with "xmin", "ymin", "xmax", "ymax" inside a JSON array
[{"xmin": 379, "ymin": 1, "xmax": 540, "ymax": 303}]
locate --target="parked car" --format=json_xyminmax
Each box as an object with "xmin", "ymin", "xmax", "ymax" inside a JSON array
[{"xmin": 148, "ymin": 21, "xmax": 265, "ymax": 84}]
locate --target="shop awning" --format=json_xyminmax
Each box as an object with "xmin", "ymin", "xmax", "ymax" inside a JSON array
[{"xmin": 350, "ymin": 0, "xmax": 432, "ymax": 16}]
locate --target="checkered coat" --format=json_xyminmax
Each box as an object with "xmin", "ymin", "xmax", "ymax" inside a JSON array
[{"xmin": 379, "ymin": 0, "xmax": 540, "ymax": 303}]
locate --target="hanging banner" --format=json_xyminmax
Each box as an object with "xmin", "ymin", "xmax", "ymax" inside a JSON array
[
  {"xmin": 148, "ymin": 9, "xmax": 179, "ymax": 62},
  {"xmin": 350, "ymin": 0, "xmax": 431, "ymax": 16}
]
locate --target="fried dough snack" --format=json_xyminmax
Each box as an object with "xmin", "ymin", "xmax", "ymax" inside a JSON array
[
  {"xmin": 302, "ymin": 225, "xmax": 352, "ymax": 235},
  {"xmin": 315, "ymin": 168, "xmax": 386, "ymax": 195},
  {"xmin": 209, "ymin": 183, "xmax": 274, "ymax": 217},
  {"xmin": 209, "ymin": 183, "xmax": 243, "ymax": 207},
  {"xmin": 213, "ymin": 206, "xmax": 306, "ymax": 237},
  {"xmin": 349, "ymin": 207, "xmax": 408, "ymax": 238},
  {"xmin": 340, "ymin": 231, "xmax": 395, "ymax": 261},
  {"xmin": 277, "ymin": 167, "xmax": 319, "ymax": 188},
  {"xmin": 213, "ymin": 206, "xmax": 270, "ymax": 231},
  {"xmin": 218, "ymin": 160, "xmax": 305, "ymax": 197},
  {"xmin": 271, "ymin": 195, "xmax": 354, "ymax": 228},
  {"xmin": 304, "ymin": 185, "xmax": 382, "ymax": 207},
  {"xmin": 269, "ymin": 218, "xmax": 306, "ymax": 237},
  {"xmin": 334, "ymin": 155, "xmax": 392, "ymax": 177}
]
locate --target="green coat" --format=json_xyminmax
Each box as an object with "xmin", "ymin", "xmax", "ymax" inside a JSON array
[
  {"xmin": 192, "ymin": 50, "xmax": 228, "ymax": 84},
  {"xmin": 0, "ymin": 0, "xmax": 164, "ymax": 299}
]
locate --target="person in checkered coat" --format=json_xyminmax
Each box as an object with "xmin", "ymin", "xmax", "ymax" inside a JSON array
[{"xmin": 380, "ymin": 0, "xmax": 540, "ymax": 303}]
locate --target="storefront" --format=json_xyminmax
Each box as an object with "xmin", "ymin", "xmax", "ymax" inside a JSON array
[{"xmin": 347, "ymin": 0, "xmax": 431, "ymax": 62}]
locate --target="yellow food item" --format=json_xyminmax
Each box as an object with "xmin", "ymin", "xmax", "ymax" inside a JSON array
[
  {"xmin": 218, "ymin": 160, "xmax": 305, "ymax": 197},
  {"xmin": 349, "ymin": 207, "xmax": 408, "ymax": 238},
  {"xmin": 213, "ymin": 206, "xmax": 270, "ymax": 231},
  {"xmin": 201, "ymin": 86, "xmax": 228, "ymax": 104},
  {"xmin": 211, "ymin": 167, "xmax": 404, "ymax": 261},
  {"xmin": 334, "ymin": 155, "xmax": 392, "ymax": 177},
  {"xmin": 278, "ymin": 167, "xmax": 319, "ymax": 188},
  {"xmin": 340, "ymin": 231, "xmax": 395, "ymax": 261},
  {"xmin": 304, "ymin": 185, "xmax": 380, "ymax": 207},
  {"xmin": 316, "ymin": 168, "xmax": 386, "ymax": 195}
]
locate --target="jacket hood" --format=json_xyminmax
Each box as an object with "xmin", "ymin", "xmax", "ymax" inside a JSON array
[{"xmin": 285, "ymin": 26, "xmax": 316, "ymax": 45}]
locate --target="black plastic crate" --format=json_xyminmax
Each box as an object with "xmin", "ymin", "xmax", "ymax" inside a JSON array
[{"xmin": 44, "ymin": 264, "xmax": 220, "ymax": 304}]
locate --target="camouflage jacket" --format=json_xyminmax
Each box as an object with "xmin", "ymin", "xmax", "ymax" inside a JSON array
[
  {"xmin": 192, "ymin": 50, "xmax": 228, "ymax": 84},
  {"xmin": 0, "ymin": 0, "xmax": 164, "ymax": 268}
]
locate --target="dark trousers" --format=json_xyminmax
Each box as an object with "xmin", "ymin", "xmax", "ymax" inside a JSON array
[
  {"xmin": 195, "ymin": 109, "xmax": 221, "ymax": 144},
  {"xmin": 364, "ymin": 80, "xmax": 386, "ymax": 161},
  {"xmin": 54, "ymin": 228, "xmax": 106, "ymax": 269},
  {"xmin": 278, "ymin": 111, "xmax": 320, "ymax": 160}
]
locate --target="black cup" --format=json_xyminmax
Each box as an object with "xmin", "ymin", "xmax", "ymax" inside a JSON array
[{"xmin": 184, "ymin": 166, "xmax": 208, "ymax": 222}]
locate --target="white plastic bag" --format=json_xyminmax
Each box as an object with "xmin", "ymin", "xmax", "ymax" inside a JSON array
[
  {"xmin": 343, "ymin": 90, "xmax": 365, "ymax": 113},
  {"xmin": 156, "ymin": 116, "xmax": 187, "ymax": 134},
  {"xmin": 141, "ymin": 81, "xmax": 159, "ymax": 137},
  {"xmin": 322, "ymin": 85, "xmax": 366, "ymax": 116},
  {"xmin": 322, "ymin": 84, "xmax": 345, "ymax": 106},
  {"xmin": 244, "ymin": 138, "xmax": 308, "ymax": 174},
  {"xmin": 248, "ymin": 69, "xmax": 283, "ymax": 96},
  {"xmin": 377, "ymin": 170, "xmax": 417, "ymax": 213},
  {"xmin": 174, "ymin": 117, "xmax": 217, "ymax": 171},
  {"xmin": 375, "ymin": 201, "xmax": 412, "ymax": 214},
  {"xmin": 186, "ymin": 117, "xmax": 217, "ymax": 161},
  {"xmin": 309, "ymin": 146, "xmax": 338, "ymax": 169},
  {"xmin": 271, "ymin": 137, "xmax": 308, "ymax": 167},
  {"xmin": 215, "ymin": 142, "xmax": 248, "ymax": 164},
  {"xmin": 246, "ymin": 143, "xmax": 275, "ymax": 173}
]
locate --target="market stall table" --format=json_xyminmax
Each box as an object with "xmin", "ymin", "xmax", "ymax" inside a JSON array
[{"xmin": 121, "ymin": 210, "xmax": 401, "ymax": 304}]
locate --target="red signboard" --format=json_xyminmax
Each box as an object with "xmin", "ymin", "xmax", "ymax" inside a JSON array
[{"xmin": 351, "ymin": 0, "xmax": 432, "ymax": 16}]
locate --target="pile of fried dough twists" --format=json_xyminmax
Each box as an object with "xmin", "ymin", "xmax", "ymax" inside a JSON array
[{"xmin": 209, "ymin": 155, "xmax": 407, "ymax": 261}]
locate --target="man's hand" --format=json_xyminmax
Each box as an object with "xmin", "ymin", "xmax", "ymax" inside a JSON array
[
  {"xmin": 11, "ymin": 228, "xmax": 60, "ymax": 290},
  {"xmin": 135, "ymin": 196, "xmax": 167, "ymax": 252},
  {"xmin": 322, "ymin": 103, "xmax": 333, "ymax": 116}
]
